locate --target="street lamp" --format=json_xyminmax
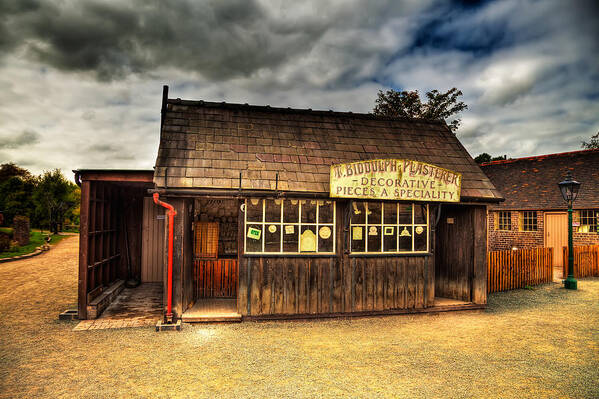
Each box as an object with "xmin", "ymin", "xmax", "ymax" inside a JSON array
[{"xmin": 558, "ymin": 171, "xmax": 581, "ymax": 290}]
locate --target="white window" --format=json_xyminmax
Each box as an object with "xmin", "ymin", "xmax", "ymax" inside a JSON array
[
  {"xmin": 244, "ymin": 199, "xmax": 336, "ymax": 254},
  {"xmin": 349, "ymin": 201, "xmax": 429, "ymax": 254}
]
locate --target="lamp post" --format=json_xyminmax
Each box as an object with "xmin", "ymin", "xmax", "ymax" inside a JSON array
[{"xmin": 558, "ymin": 171, "xmax": 581, "ymax": 290}]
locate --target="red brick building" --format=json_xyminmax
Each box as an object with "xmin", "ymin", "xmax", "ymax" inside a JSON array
[{"xmin": 481, "ymin": 149, "xmax": 599, "ymax": 268}]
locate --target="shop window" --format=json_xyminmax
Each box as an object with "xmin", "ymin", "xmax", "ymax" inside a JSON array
[
  {"xmin": 579, "ymin": 209, "xmax": 598, "ymax": 233},
  {"xmin": 521, "ymin": 211, "xmax": 537, "ymax": 231},
  {"xmin": 498, "ymin": 211, "xmax": 511, "ymax": 231},
  {"xmin": 244, "ymin": 199, "xmax": 336, "ymax": 254},
  {"xmin": 350, "ymin": 202, "xmax": 428, "ymax": 254}
]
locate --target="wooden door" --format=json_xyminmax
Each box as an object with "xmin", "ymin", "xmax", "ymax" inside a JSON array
[
  {"xmin": 193, "ymin": 221, "xmax": 237, "ymax": 298},
  {"xmin": 545, "ymin": 212, "xmax": 567, "ymax": 267},
  {"xmin": 141, "ymin": 197, "xmax": 165, "ymax": 282},
  {"xmin": 194, "ymin": 259, "xmax": 238, "ymax": 298}
]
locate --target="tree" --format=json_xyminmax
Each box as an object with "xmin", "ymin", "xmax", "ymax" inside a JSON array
[
  {"xmin": 474, "ymin": 153, "xmax": 492, "ymax": 164},
  {"xmin": 373, "ymin": 88, "xmax": 468, "ymax": 132},
  {"xmin": 0, "ymin": 162, "xmax": 33, "ymax": 183},
  {"xmin": 0, "ymin": 175, "xmax": 36, "ymax": 225},
  {"xmin": 0, "ymin": 162, "xmax": 33, "ymax": 182},
  {"xmin": 0, "ymin": 163, "xmax": 36, "ymax": 226},
  {"xmin": 33, "ymin": 170, "xmax": 79, "ymax": 234},
  {"xmin": 581, "ymin": 132, "xmax": 599, "ymax": 149},
  {"xmin": 473, "ymin": 153, "xmax": 508, "ymax": 164}
]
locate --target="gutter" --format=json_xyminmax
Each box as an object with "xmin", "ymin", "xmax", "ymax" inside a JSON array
[{"xmin": 153, "ymin": 193, "xmax": 176, "ymax": 323}]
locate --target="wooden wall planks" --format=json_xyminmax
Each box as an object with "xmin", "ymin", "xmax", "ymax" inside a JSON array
[
  {"xmin": 239, "ymin": 255, "xmax": 434, "ymax": 316},
  {"xmin": 141, "ymin": 197, "xmax": 165, "ymax": 282}
]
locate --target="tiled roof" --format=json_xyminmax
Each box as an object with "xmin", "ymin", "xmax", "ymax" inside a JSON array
[
  {"xmin": 154, "ymin": 99, "xmax": 502, "ymax": 202},
  {"xmin": 481, "ymin": 149, "xmax": 599, "ymax": 210}
]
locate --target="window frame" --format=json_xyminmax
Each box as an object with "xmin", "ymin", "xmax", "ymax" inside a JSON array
[
  {"xmin": 349, "ymin": 201, "xmax": 429, "ymax": 255},
  {"xmin": 498, "ymin": 211, "xmax": 511, "ymax": 231},
  {"xmin": 521, "ymin": 211, "xmax": 538, "ymax": 232},
  {"xmin": 579, "ymin": 209, "xmax": 598, "ymax": 233},
  {"xmin": 244, "ymin": 198, "xmax": 336, "ymax": 255}
]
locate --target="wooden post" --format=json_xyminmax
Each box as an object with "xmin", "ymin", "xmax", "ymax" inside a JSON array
[
  {"xmin": 472, "ymin": 206, "xmax": 487, "ymax": 304},
  {"xmin": 78, "ymin": 180, "xmax": 91, "ymax": 319}
]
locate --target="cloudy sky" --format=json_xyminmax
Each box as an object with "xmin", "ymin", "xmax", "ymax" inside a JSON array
[{"xmin": 0, "ymin": 0, "xmax": 598, "ymax": 176}]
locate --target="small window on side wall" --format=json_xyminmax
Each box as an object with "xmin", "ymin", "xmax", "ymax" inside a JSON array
[
  {"xmin": 521, "ymin": 211, "xmax": 537, "ymax": 231},
  {"xmin": 498, "ymin": 211, "xmax": 511, "ymax": 231},
  {"xmin": 579, "ymin": 209, "xmax": 598, "ymax": 233}
]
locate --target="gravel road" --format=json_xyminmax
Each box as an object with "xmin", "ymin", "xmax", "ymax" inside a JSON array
[{"xmin": 0, "ymin": 236, "xmax": 597, "ymax": 398}]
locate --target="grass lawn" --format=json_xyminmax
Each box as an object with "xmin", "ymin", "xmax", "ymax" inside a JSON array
[
  {"xmin": 0, "ymin": 236, "xmax": 597, "ymax": 398},
  {"xmin": 0, "ymin": 230, "xmax": 67, "ymax": 259}
]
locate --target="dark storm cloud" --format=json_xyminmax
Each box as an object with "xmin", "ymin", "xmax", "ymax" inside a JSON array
[
  {"xmin": 0, "ymin": 0, "xmax": 331, "ymax": 81},
  {"xmin": 0, "ymin": 0, "xmax": 429, "ymax": 82},
  {"xmin": 0, "ymin": 129, "xmax": 40, "ymax": 149}
]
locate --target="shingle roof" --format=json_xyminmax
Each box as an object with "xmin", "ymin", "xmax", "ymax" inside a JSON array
[
  {"xmin": 480, "ymin": 149, "xmax": 599, "ymax": 210},
  {"xmin": 154, "ymin": 99, "xmax": 502, "ymax": 202}
]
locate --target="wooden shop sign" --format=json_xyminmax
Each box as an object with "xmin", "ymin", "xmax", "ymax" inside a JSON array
[{"xmin": 330, "ymin": 159, "xmax": 461, "ymax": 202}]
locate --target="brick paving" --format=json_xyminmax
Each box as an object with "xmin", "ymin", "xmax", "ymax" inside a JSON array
[{"xmin": 73, "ymin": 283, "xmax": 163, "ymax": 331}]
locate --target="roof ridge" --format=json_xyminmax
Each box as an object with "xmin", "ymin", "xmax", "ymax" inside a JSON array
[
  {"xmin": 167, "ymin": 98, "xmax": 447, "ymax": 125},
  {"xmin": 480, "ymin": 148, "xmax": 599, "ymax": 166}
]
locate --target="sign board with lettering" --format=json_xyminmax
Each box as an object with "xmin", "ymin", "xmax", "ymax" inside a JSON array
[{"xmin": 330, "ymin": 159, "xmax": 461, "ymax": 202}]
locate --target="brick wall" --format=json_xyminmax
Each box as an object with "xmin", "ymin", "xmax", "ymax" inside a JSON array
[
  {"xmin": 488, "ymin": 211, "xmax": 543, "ymax": 251},
  {"xmin": 488, "ymin": 210, "xmax": 599, "ymax": 251}
]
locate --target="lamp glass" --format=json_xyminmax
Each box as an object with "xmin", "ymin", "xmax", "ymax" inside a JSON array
[{"xmin": 558, "ymin": 174, "xmax": 581, "ymax": 204}]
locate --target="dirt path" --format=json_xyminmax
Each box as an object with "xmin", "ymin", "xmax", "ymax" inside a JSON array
[{"xmin": 1, "ymin": 236, "xmax": 598, "ymax": 398}]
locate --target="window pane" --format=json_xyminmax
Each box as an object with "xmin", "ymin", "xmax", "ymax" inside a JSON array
[
  {"xmin": 245, "ymin": 224, "xmax": 262, "ymax": 252},
  {"xmin": 367, "ymin": 202, "xmax": 382, "ymax": 224},
  {"xmin": 318, "ymin": 200, "xmax": 334, "ymax": 223},
  {"xmin": 399, "ymin": 204, "xmax": 412, "ymax": 224},
  {"xmin": 414, "ymin": 226, "xmax": 427, "ymax": 251},
  {"xmin": 265, "ymin": 199, "xmax": 281, "ymax": 223},
  {"xmin": 283, "ymin": 199, "xmax": 299, "ymax": 223},
  {"xmin": 414, "ymin": 204, "xmax": 427, "ymax": 224},
  {"xmin": 301, "ymin": 200, "xmax": 317, "ymax": 223},
  {"xmin": 283, "ymin": 224, "xmax": 298, "ymax": 252},
  {"xmin": 399, "ymin": 226, "xmax": 412, "ymax": 251},
  {"xmin": 318, "ymin": 225, "xmax": 334, "ymax": 252},
  {"xmin": 246, "ymin": 199, "xmax": 262, "ymax": 222},
  {"xmin": 523, "ymin": 211, "xmax": 537, "ymax": 231},
  {"xmin": 350, "ymin": 202, "xmax": 366, "ymax": 224},
  {"xmin": 264, "ymin": 224, "xmax": 281, "ymax": 252},
  {"xmin": 499, "ymin": 211, "xmax": 511, "ymax": 230},
  {"xmin": 367, "ymin": 225, "xmax": 381, "ymax": 252},
  {"xmin": 300, "ymin": 225, "xmax": 317, "ymax": 252},
  {"xmin": 383, "ymin": 203, "xmax": 397, "ymax": 224},
  {"xmin": 351, "ymin": 226, "xmax": 365, "ymax": 252},
  {"xmin": 383, "ymin": 226, "xmax": 397, "ymax": 252}
]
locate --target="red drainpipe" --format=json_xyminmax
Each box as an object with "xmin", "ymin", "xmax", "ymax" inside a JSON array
[{"xmin": 153, "ymin": 193, "xmax": 177, "ymax": 323}]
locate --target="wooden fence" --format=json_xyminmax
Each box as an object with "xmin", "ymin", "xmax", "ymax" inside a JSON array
[
  {"xmin": 487, "ymin": 247, "xmax": 553, "ymax": 293},
  {"xmin": 562, "ymin": 245, "xmax": 599, "ymax": 278}
]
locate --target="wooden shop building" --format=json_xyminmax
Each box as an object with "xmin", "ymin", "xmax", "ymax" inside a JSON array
[{"xmin": 75, "ymin": 89, "xmax": 503, "ymax": 322}]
